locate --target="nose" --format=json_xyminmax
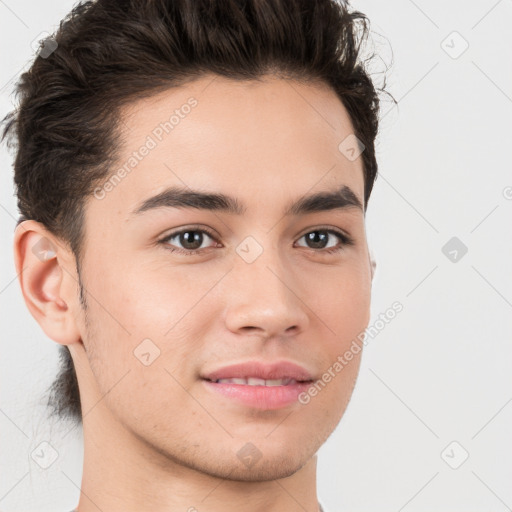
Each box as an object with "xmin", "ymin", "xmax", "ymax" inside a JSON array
[{"xmin": 222, "ymin": 247, "xmax": 310, "ymax": 339}]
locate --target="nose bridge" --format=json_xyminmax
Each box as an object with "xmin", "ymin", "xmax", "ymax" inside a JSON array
[
  {"xmin": 223, "ymin": 233, "xmax": 309, "ymax": 336},
  {"xmin": 236, "ymin": 231, "xmax": 292, "ymax": 296}
]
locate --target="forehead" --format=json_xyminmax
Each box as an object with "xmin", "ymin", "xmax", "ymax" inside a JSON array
[{"xmin": 88, "ymin": 74, "xmax": 365, "ymax": 222}]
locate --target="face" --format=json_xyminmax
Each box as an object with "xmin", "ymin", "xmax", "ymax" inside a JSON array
[{"xmin": 66, "ymin": 74, "xmax": 372, "ymax": 480}]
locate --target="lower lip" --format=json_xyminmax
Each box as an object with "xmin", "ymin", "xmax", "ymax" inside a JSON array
[{"xmin": 201, "ymin": 379, "xmax": 313, "ymax": 410}]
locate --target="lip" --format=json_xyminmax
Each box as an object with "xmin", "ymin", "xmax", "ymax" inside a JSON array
[
  {"xmin": 201, "ymin": 360, "xmax": 315, "ymax": 382},
  {"xmin": 200, "ymin": 360, "xmax": 315, "ymax": 410},
  {"xmin": 202, "ymin": 379, "xmax": 313, "ymax": 410}
]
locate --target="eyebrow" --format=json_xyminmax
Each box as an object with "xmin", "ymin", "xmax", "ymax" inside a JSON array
[{"xmin": 130, "ymin": 184, "xmax": 363, "ymax": 217}]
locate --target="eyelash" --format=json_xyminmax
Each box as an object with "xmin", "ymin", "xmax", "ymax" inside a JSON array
[{"xmin": 158, "ymin": 225, "xmax": 354, "ymax": 256}]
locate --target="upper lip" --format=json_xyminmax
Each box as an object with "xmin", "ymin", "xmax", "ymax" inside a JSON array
[{"xmin": 201, "ymin": 360, "xmax": 315, "ymax": 382}]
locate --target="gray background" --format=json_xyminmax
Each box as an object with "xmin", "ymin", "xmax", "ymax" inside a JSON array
[{"xmin": 1, "ymin": 1, "xmax": 511, "ymax": 511}]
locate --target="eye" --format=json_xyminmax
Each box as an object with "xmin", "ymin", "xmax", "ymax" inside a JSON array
[
  {"xmin": 159, "ymin": 227, "xmax": 220, "ymax": 256},
  {"xmin": 295, "ymin": 228, "xmax": 354, "ymax": 254},
  {"xmin": 158, "ymin": 226, "xmax": 354, "ymax": 256}
]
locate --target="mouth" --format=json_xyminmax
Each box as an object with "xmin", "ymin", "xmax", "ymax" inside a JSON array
[
  {"xmin": 201, "ymin": 359, "xmax": 315, "ymax": 382},
  {"xmin": 204, "ymin": 377, "xmax": 310, "ymax": 386},
  {"xmin": 200, "ymin": 360, "xmax": 316, "ymax": 410}
]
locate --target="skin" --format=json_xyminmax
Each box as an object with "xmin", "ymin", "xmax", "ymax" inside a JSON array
[{"xmin": 14, "ymin": 74, "xmax": 375, "ymax": 512}]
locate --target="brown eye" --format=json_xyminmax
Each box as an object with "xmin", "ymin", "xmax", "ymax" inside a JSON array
[
  {"xmin": 159, "ymin": 227, "xmax": 219, "ymax": 255},
  {"xmin": 296, "ymin": 229, "xmax": 353, "ymax": 253}
]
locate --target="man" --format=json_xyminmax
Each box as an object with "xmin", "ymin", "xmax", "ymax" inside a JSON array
[{"xmin": 4, "ymin": 0, "xmax": 386, "ymax": 510}]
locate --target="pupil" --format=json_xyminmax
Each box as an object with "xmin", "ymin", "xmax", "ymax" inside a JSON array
[
  {"xmin": 307, "ymin": 231, "xmax": 327, "ymax": 249},
  {"xmin": 181, "ymin": 231, "xmax": 202, "ymax": 250}
]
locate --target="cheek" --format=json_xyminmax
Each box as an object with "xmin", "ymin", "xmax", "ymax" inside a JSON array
[
  {"xmin": 81, "ymin": 259, "xmax": 210, "ymax": 381},
  {"xmin": 306, "ymin": 263, "xmax": 370, "ymax": 401},
  {"xmin": 310, "ymin": 260, "xmax": 371, "ymax": 333},
  {"xmin": 80, "ymin": 271, "xmax": 200, "ymax": 426},
  {"xmin": 87, "ymin": 256, "xmax": 198, "ymax": 334}
]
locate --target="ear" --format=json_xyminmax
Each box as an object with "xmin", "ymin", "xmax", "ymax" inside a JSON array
[
  {"xmin": 13, "ymin": 220, "xmax": 82, "ymax": 345},
  {"xmin": 368, "ymin": 247, "xmax": 377, "ymax": 282}
]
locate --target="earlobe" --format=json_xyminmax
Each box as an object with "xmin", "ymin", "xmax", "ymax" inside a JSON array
[{"xmin": 13, "ymin": 220, "xmax": 81, "ymax": 345}]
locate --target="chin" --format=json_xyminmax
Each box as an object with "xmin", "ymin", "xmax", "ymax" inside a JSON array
[{"xmin": 209, "ymin": 453, "xmax": 311, "ymax": 482}]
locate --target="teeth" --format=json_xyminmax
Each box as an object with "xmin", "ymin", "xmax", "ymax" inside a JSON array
[
  {"xmin": 265, "ymin": 379, "xmax": 287, "ymax": 386},
  {"xmin": 215, "ymin": 377, "xmax": 297, "ymax": 386},
  {"xmin": 247, "ymin": 377, "xmax": 265, "ymax": 386}
]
